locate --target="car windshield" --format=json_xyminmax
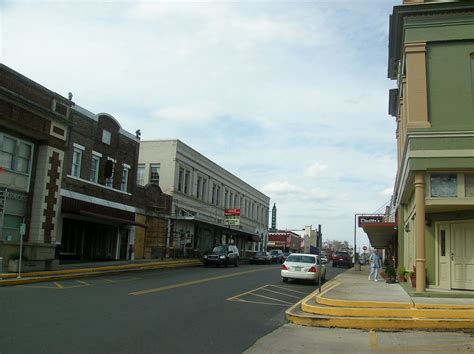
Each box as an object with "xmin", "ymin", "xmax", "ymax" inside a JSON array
[
  {"xmin": 335, "ymin": 252, "xmax": 348, "ymax": 256},
  {"xmin": 255, "ymin": 252, "xmax": 266, "ymax": 256},
  {"xmin": 212, "ymin": 246, "xmax": 228, "ymax": 254},
  {"xmin": 270, "ymin": 250, "xmax": 279, "ymax": 255},
  {"xmin": 286, "ymin": 255, "xmax": 316, "ymax": 263}
]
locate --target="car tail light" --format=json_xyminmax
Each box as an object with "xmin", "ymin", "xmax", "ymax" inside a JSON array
[
  {"xmin": 308, "ymin": 266, "xmax": 317, "ymax": 273},
  {"xmin": 281, "ymin": 264, "xmax": 288, "ymax": 270}
]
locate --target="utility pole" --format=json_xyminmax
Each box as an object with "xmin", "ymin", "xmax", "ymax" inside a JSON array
[{"xmin": 318, "ymin": 224, "xmax": 322, "ymax": 293}]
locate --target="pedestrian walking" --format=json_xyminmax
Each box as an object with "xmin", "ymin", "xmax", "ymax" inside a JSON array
[{"xmin": 368, "ymin": 250, "xmax": 382, "ymax": 281}]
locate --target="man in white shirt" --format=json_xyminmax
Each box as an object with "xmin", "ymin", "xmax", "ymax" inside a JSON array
[{"xmin": 368, "ymin": 250, "xmax": 382, "ymax": 281}]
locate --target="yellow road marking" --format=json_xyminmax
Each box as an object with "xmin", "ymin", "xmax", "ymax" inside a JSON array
[
  {"xmin": 261, "ymin": 287, "xmax": 301, "ymax": 299},
  {"xmin": 228, "ymin": 298, "xmax": 288, "ymax": 306},
  {"xmin": 76, "ymin": 280, "xmax": 90, "ymax": 286},
  {"xmin": 227, "ymin": 285, "xmax": 268, "ymax": 301},
  {"xmin": 247, "ymin": 292, "xmax": 293, "ymax": 304},
  {"xmin": 54, "ymin": 282, "xmax": 63, "ymax": 289},
  {"xmin": 130, "ymin": 267, "xmax": 275, "ymax": 296},
  {"xmin": 369, "ymin": 329, "xmax": 378, "ymax": 351},
  {"xmin": 102, "ymin": 278, "xmax": 116, "ymax": 283},
  {"xmin": 267, "ymin": 285, "xmax": 308, "ymax": 295}
]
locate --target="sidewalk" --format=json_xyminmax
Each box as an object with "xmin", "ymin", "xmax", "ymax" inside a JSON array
[
  {"xmin": 286, "ymin": 266, "xmax": 474, "ymax": 330},
  {"xmin": 0, "ymin": 258, "xmax": 203, "ymax": 286}
]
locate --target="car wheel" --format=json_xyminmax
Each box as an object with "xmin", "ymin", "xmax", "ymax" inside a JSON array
[
  {"xmin": 204, "ymin": 263, "xmax": 208, "ymax": 267},
  {"xmin": 282, "ymin": 277, "xmax": 288, "ymax": 283},
  {"xmin": 224, "ymin": 260, "xmax": 229, "ymax": 268},
  {"xmin": 332, "ymin": 263, "xmax": 336, "ymax": 267},
  {"xmin": 235, "ymin": 258, "xmax": 239, "ymax": 267}
]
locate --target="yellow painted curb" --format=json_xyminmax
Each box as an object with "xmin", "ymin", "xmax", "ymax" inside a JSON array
[
  {"xmin": 301, "ymin": 300, "xmax": 474, "ymax": 319},
  {"xmin": 0, "ymin": 261, "xmax": 202, "ymax": 286},
  {"xmin": 316, "ymin": 296, "xmax": 413, "ymax": 309},
  {"xmin": 286, "ymin": 311, "xmax": 474, "ymax": 330}
]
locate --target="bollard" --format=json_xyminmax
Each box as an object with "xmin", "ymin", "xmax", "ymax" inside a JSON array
[{"xmin": 0, "ymin": 257, "xmax": 3, "ymax": 274}]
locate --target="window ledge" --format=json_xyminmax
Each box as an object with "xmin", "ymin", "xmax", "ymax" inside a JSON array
[{"xmin": 66, "ymin": 174, "xmax": 132, "ymax": 196}]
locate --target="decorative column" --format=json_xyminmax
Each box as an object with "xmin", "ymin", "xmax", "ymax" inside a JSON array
[{"xmin": 414, "ymin": 172, "xmax": 426, "ymax": 292}]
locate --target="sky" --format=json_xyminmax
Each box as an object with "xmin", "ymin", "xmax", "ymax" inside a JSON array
[{"xmin": 1, "ymin": 0, "xmax": 399, "ymax": 250}]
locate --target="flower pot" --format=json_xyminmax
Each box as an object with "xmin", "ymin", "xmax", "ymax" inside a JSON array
[
  {"xmin": 399, "ymin": 275, "xmax": 406, "ymax": 282},
  {"xmin": 410, "ymin": 275, "xmax": 416, "ymax": 288}
]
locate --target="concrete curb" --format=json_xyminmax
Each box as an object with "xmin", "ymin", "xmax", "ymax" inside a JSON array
[{"xmin": 0, "ymin": 260, "xmax": 202, "ymax": 286}]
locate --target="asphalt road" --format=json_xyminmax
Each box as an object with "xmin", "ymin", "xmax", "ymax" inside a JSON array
[{"xmin": 0, "ymin": 262, "xmax": 346, "ymax": 354}]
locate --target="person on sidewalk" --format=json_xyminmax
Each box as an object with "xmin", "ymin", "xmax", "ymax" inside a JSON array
[{"xmin": 368, "ymin": 249, "xmax": 382, "ymax": 282}]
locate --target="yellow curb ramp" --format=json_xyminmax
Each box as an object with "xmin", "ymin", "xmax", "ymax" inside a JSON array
[
  {"xmin": 302, "ymin": 298, "xmax": 474, "ymax": 319},
  {"xmin": 0, "ymin": 260, "xmax": 202, "ymax": 286},
  {"xmin": 286, "ymin": 276, "xmax": 474, "ymax": 330}
]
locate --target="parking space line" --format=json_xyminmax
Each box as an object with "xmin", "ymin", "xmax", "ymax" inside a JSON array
[
  {"xmin": 267, "ymin": 285, "xmax": 308, "ymax": 295},
  {"xmin": 76, "ymin": 280, "xmax": 90, "ymax": 286},
  {"xmin": 54, "ymin": 282, "xmax": 63, "ymax": 289},
  {"xmin": 228, "ymin": 298, "xmax": 288, "ymax": 306},
  {"xmin": 226, "ymin": 285, "xmax": 268, "ymax": 301},
  {"xmin": 261, "ymin": 288, "xmax": 301, "ymax": 299},
  {"xmin": 247, "ymin": 292, "xmax": 293, "ymax": 304}
]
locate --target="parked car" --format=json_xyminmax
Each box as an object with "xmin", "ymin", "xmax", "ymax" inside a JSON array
[
  {"xmin": 332, "ymin": 251, "xmax": 352, "ymax": 268},
  {"xmin": 282, "ymin": 252, "xmax": 291, "ymax": 262},
  {"xmin": 281, "ymin": 253, "xmax": 326, "ymax": 284},
  {"xmin": 203, "ymin": 245, "xmax": 239, "ymax": 267},
  {"xmin": 269, "ymin": 249, "xmax": 284, "ymax": 263},
  {"xmin": 249, "ymin": 251, "xmax": 272, "ymax": 264}
]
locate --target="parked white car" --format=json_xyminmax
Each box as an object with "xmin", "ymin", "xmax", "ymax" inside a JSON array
[{"xmin": 281, "ymin": 253, "xmax": 326, "ymax": 284}]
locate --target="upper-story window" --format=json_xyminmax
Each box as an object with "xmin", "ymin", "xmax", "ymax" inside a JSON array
[
  {"xmin": 102, "ymin": 130, "xmax": 111, "ymax": 145},
  {"xmin": 121, "ymin": 165, "xmax": 129, "ymax": 192},
  {"xmin": 197, "ymin": 176, "xmax": 202, "ymax": 199},
  {"xmin": 71, "ymin": 144, "xmax": 85, "ymax": 178},
  {"xmin": 184, "ymin": 169, "xmax": 190, "ymax": 194},
  {"xmin": 431, "ymin": 174, "xmax": 457, "ymax": 197},
  {"xmin": 178, "ymin": 167, "xmax": 184, "ymax": 192},
  {"xmin": 216, "ymin": 185, "xmax": 221, "ymax": 206},
  {"xmin": 224, "ymin": 190, "xmax": 228, "ymax": 208},
  {"xmin": 105, "ymin": 158, "xmax": 115, "ymax": 188},
  {"xmin": 137, "ymin": 164, "xmax": 145, "ymax": 186},
  {"xmin": 202, "ymin": 178, "xmax": 207, "ymax": 202},
  {"xmin": 150, "ymin": 164, "xmax": 160, "ymax": 185},
  {"xmin": 0, "ymin": 135, "xmax": 32, "ymax": 174},
  {"xmin": 89, "ymin": 152, "xmax": 101, "ymax": 183}
]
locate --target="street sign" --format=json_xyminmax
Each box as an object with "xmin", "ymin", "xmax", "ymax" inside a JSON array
[
  {"xmin": 224, "ymin": 209, "xmax": 240, "ymax": 226},
  {"xmin": 363, "ymin": 246, "xmax": 367, "ymax": 251},
  {"xmin": 358, "ymin": 215, "xmax": 384, "ymax": 227}
]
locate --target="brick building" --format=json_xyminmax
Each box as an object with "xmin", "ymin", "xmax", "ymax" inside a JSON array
[
  {"xmin": 0, "ymin": 64, "xmax": 71, "ymax": 270},
  {"xmin": 267, "ymin": 230, "xmax": 302, "ymax": 253},
  {"xmin": 58, "ymin": 105, "xmax": 142, "ymax": 261}
]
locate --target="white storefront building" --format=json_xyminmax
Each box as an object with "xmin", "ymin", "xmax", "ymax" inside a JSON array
[{"xmin": 138, "ymin": 140, "xmax": 270, "ymax": 257}]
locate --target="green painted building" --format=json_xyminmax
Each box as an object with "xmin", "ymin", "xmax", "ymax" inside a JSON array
[{"xmin": 386, "ymin": 1, "xmax": 474, "ymax": 292}]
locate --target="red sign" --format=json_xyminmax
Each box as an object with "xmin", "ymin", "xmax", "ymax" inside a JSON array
[{"xmin": 224, "ymin": 209, "xmax": 240, "ymax": 216}]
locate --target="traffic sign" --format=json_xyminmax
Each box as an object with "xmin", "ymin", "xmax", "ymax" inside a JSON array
[{"xmin": 363, "ymin": 246, "xmax": 367, "ymax": 251}]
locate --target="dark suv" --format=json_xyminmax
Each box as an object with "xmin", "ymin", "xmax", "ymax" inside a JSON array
[
  {"xmin": 203, "ymin": 245, "xmax": 240, "ymax": 267},
  {"xmin": 269, "ymin": 249, "xmax": 284, "ymax": 263},
  {"xmin": 332, "ymin": 251, "xmax": 352, "ymax": 268}
]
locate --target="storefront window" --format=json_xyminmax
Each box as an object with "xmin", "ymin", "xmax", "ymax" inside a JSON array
[{"xmin": 0, "ymin": 189, "xmax": 27, "ymax": 241}]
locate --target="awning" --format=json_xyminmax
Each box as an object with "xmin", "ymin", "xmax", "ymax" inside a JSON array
[{"xmin": 361, "ymin": 222, "xmax": 397, "ymax": 249}]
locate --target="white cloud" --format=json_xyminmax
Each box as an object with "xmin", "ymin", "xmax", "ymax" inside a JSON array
[
  {"xmin": 3, "ymin": 0, "xmax": 400, "ymax": 244},
  {"xmin": 305, "ymin": 163, "xmax": 328, "ymax": 178}
]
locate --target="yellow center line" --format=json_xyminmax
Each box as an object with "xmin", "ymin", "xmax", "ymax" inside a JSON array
[
  {"xmin": 54, "ymin": 282, "xmax": 63, "ymax": 289},
  {"xmin": 129, "ymin": 266, "xmax": 275, "ymax": 296},
  {"xmin": 369, "ymin": 329, "xmax": 378, "ymax": 351},
  {"xmin": 261, "ymin": 287, "xmax": 301, "ymax": 299}
]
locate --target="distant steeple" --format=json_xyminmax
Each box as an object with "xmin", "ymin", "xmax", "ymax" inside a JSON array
[{"xmin": 271, "ymin": 203, "xmax": 277, "ymax": 231}]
